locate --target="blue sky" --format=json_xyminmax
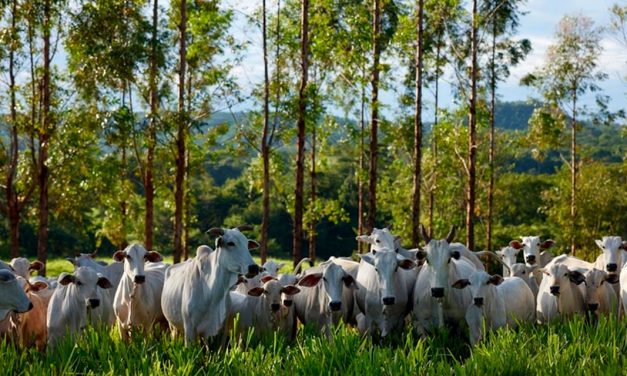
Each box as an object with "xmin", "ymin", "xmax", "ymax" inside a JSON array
[{"xmin": 226, "ymin": 0, "xmax": 626, "ymax": 121}]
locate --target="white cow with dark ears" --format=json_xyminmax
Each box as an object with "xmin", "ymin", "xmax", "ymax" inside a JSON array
[
  {"xmin": 509, "ymin": 236, "xmax": 555, "ymax": 270},
  {"xmin": 112, "ymin": 243, "xmax": 169, "ymax": 340},
  {"xmin": 0, "ymin": 270, "xmax": 32, "ymax": 321},
  {"xmin": 536, "ymin": 255, "xmax": 586, "ymax": 323},
  {"xmin": 495, "ymin": 246, "xmax": 521, "ymax": 276}
]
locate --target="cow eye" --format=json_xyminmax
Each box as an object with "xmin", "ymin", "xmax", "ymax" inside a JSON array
[
  {"xmin": 226, "ymin": 241, "xmax": 235, "ymax": 247},
  {"xmin": 564, "ymin": 273, "xmax": 568, "ymax": 277},
  {"xmin": 375, "ymin": 239, "xmax": 381, "ymax": 243},
  {"xmin": 76, "ymin": 280, "xmax": 83, "ymax": 286},
  {"xmin": 263, "ymin": 290, "xmax": 269, "ymax": 295},
  {"xmin": 322, "ymin": 277, "xmax": 327, "ymax": 282},
  {"xmin": 522, "ymin": 271, "xmax": 526, "ymax": 274}
]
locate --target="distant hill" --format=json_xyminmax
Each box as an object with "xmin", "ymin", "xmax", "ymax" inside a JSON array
[{"xmin": 494, "ymin": 101, "xmax": 539, "ymax": 131}]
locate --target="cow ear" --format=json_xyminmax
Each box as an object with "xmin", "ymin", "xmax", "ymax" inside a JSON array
[
  {"xmin": 594, "ymin": 239, "xmax": 604, "ymax": 250},
  {"xmin": 621, "ymin": 241, "xmax": 627, "ymax": 251},
  {"xmin": 247, "ymin": 287, "xmax": 265, "ymax": 297},
  {"xmin": 113, "ymin": 251, "xmax": 126, "ymax": 262},
  {"xmin": 540, "ymin": 239, "xmax": 555, "ymax": 249},
  {"xmin": 248, "ymin": 240, "xmax": 260, "ymax": 250},
  {"xmin": 281, "ymin": 285, "xmax": 301, "ymax": 296},
  {"xmin": 398, "ymin": 259, "xmax": 416, "ymax": 270},
  {"xmin": 28, "ymin": 280, "xmax": 49, "ymax": 292},
  {"xmin": 509, "ymin": 240, "xmax": 523, "ymax": 250},
  {"xmin": 342, "ymin": 275, "xmax": 358, "ymax": 289},
  {"xmin": 65, "ymin": 257, "xmax": 77, "ymax": 266},
  {"xmin": 144, "ymin": 251, "xmax": 162, "ymax": 263},
  {"xmin": 451, "ymin": 250, "xmax": 461, "ymax": 260},
  {"xmin": 97, "ymin": 276, "xmax": 113, "ymax": 289},
  {"xmin": 415, "ymin": 250, "xmax": 426, "ymax": 260},
  {"xmin": 359, "ymin": 253, "xmax": 375, "ymax": 265},
  {"xmin": 297, "ymin": 273, "xmax": 323, "ymax": 287},
  {"xmin": 451, "ymin": 279, "xmax": 470, "ymax": 289},
  {"xmin": 356, "ymin": 235, "xmax": 373, "ymax": 245},
  {"xmin": 606, "ymin": 273, "xmax": 619, "ymax": 284},
  {"xmin": 235, "ymin": 276, "xmax": 246, "ymax": 285},
  {"xmin": 567, "ymin": 271, "xmax": 585, "ymax": 285},
  {"xmin": 488, "ymin": 275, "xmax": 504, "ymax": 286},
  {"xmin": 277, "ymin": 262, "xmax": 286, "ymax": 271},
  {"xmin": 29, "ymin": 261, "xmax": 44, "ymax": 272},
  {"xmin": 58, "ymin": 273, "xmax": 75, "ymax": 286},
  {"xmin": 261, "ymin": 275, "xmax": 275, "ymax": 284}
]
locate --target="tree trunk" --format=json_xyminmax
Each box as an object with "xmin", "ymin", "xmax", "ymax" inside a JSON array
[
  {"xmin": 570, "ymin": 85, "xmax": 578, "ymax": 256},
  {"xmin": 428, "ymin": 41, "xmax": 440, "ymax": 239},
  {"xmin": 411, "ymin": 0, "xmax": 424, "ymax": 247},
  {"xmin": 120, "ymin": 140, "xmax": 128, "ymax": 249},
  {"xmin": 309, "ymin": 122, "xmax": 317, "ymax": 262},
  {"xmin": 367, "ymin": 0, "xmax": 381, "ymax": 233},
  {"xmin": 145, "ymin": 0, "xmax": 158, "ymax": 252},
  {"xmin": 37, "ymin": 0, "xmax": 52, "ymax": 276},
  {"xmin": 260, "ymin": 0, "xmax": 270, "ymax": 264},
  {"xmin": 487, "ymin": 19, "xmax": 496, "ymax": 252},
  {"xmin": 357, "ymin": 79, "xmax": 366, "ymax": 253},
  {"xmin": 7, "ymin": 0, "xmax": 20, "ymax": 258},
  {"xmin": 465, "ymin": 0, "xmax": 478, "ymax": 251},
  {"xmin": 293, "ymin": 0, "xmax": 309, "ymax": 267},
  {"xmin": 173, "ymin": 0, "xmax": 187, "ymax": 264}
]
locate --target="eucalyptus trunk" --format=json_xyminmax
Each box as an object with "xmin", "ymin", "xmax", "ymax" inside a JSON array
[
  {"xmin": 260, "ymin": 0, "xmax": 270, "ymax": 264},
  {"xmin": 411, "ymin": 0, "xmax": 424, "ymax": 247},
  {"xmin": 174, "ymin": 0, "xmax": 187, "ymax": 263},
  {"xmin": 367, "ymin": 0, "xmax": 381, "ymax": 233},
  {"xmin": 144, "ymin": 0, "xmax": 158, "ymax": 252},
  {"xmin": 465, "ymin": 0, "xmax": 478, "ymax": 251}
]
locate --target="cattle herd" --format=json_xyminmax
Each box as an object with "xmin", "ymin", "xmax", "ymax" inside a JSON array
[{"xmin": 1, "ymin": 225, "xmax": 626, "ymax": 351}]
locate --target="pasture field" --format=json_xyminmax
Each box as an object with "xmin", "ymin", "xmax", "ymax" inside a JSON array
[{"xmin": 3, "ymin": 314, "xmax": 627, "ymax": 375}]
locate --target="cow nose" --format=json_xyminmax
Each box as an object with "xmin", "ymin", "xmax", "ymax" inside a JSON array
[
  {"xmin": 134, "ymin": 275, "xmax": 146, "ymax": 284},
  {"xmin": 329, "ymin": 301, "xmax": 342, "ymax": 311},
  {"xmin": 283, "ymin": 299, "xmax": 293, "ymax": 307},
  {"xmin": 27, "ymin": 302, "xmax": 34, "ymax": 312},
  {"xmin": 271, "ymin": 303, "xmax": 280, "ymax": 312},
  {"xmin": 89, "ymin": 299, "xmax": 100, "ymax": 308},
  {"xmin": 526, "ymin": 255, "xmax": 536, "ymax": 264},
  {"xmin": 431, "ymin": 288, "xmax": 444, "ymax": 298},
  {"xmin": 474, "ymin": 297, "xmax": 484, "ymax": 306},
  {"xmin": 382, "ymin": 297, "xmax": 395, "ymax": 306},
  {"xmin": 607, "ymin": 263, "xmax": 618, "ymax": 272},
  {"xmin": 588, "ymin": 303, "xmax": 599, "ymax": 311},
  {"xmin": 550, "ymin": 285, "xmax": 560, "ymax": 295},
  {"xmin": 247, "ymin": 264, "xmax": 261, "ymax": 278}
]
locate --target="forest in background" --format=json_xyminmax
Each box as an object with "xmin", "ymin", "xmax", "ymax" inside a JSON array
[{"xmin": 0, "ymin": 0, "xmax": 625, "ymax": 270}]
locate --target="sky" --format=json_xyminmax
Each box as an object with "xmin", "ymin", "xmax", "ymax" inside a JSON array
[{"xmin": 223, "ymin": 0, "xmax": 627, "ymax": 121}]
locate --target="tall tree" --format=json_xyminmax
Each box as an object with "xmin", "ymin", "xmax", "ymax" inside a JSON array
[
  {"xmin": 145, "ymin": 0, "xmax": 159, "ymax": 252},
  {"xmin": 293, "ymin": 0, "xmax": 309, "ymax": 266},
  {"xmin": 367, "ymin": 0, "xmax": 381, "ymax": 233},
  {"xmin": 173, "ymin": 0, "xmax": 187, "ymax": 264},
  {"xmin": 260, "ymin": 0, "xmax": 271, "ymax": 264},
  {"xmin": 465, "ymin": 0, "xmax": 478, "ymax": 251},
  {"xmin": 411, "ymin": 0, "xmax": 424, "ymax": 247},
  {"xmin": 522, "ymin": 15, "xmax": 606, "ymax": 254}
]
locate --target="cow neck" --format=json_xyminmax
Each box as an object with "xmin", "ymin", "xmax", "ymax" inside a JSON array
[
  {"xmin": 556, "ymin": 281, "xmax": 582, "ymax": 315},
  {"xmin": 205, "ymin": 248, "xmax": 238, "ymax": 295}
]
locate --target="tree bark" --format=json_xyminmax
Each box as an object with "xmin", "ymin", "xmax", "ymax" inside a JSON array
[
  {"xmin": 174, "ymin": 0, "xmax": 187, "ymax": 264},
  {"xmin": 487, "ymin": 18, "xmax": 496, "ymax": 252},
  {"xmin": 465, "ymin": 0, "xmax": 478, "ymax": 251},
  {"xmin": 570, "ymin": 88, "xmax": 577, "ymax": 255},
  {"xmin": 309, "ymin": 122, "xmax": 317, "ymax": 262},
  {"xmin": 411, "ymin": 0, "xmax": 424, "ymax": 247},
  {"xmin": 293, "ymin": 0, "xmax": 309, "ymax": 267},
  {"xmin": 357, "ymin": 79, "xmax": 366, "ymax": 253},
  {"xmin": 367, "ymin": 0, "xmax": 381, "ymax": 233},
  {"xmin": 7, "ymin": 0, "xmax": 20, "ymax": 258},
  {"xmin": 145, "ymin": 0, "xmax": 158, "ymax": 252},
  {"xmin": 260, "ymin": 0, "xmax": 270, "ymax": 264},
  {"xmin": 37, "ymin": 0, "xmax": 52, "ymax": 276},
  {"xmin": 428, "ymin": 41, "xmax": 440, "ymax": 239}
]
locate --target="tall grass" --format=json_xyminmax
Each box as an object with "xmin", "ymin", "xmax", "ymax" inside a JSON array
[{"xmin": 3, "ymin": 316, "xmax": 626, "ymax": 375}]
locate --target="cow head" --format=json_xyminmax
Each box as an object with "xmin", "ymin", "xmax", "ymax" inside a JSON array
[
  {"xmin": 510, "ymin": 263, "xmax": 538, "ymax": 280},
  {"xmin": 9, "ymin": 258, "xmax": 44, "ymax": 280},
  {"xmin": 113, "ymin": 244, "xmax": 162, "ymax": 285},
  {"xmin": 510, "ymin": 236, "xmax": 554, "ymax": 266},
  {"xmin": 248, "ymin": 278, "xmax": 300, "ymax": 313},
  {"xmin": 540, "ymin": 261, "xmax": 585, "ymax": 296},
  {"xmin": 356, "ymin": 228, "xmax": 398, "ymax": 252},
  {"xmin": 452, "ymin": 270, "xmax": 503, "ymax": 307},
  {"xmin": 415, "ymin": 225, "xmax": 460, "ymax": 298},
  {"xmin": 0, "ymin": 269, "xmax": 32, "ymax": 319},
  {"xmin": 208, "ymin": 226, "xmax": 260, "ymax": 278},
  {"xmin": 583, "ymin": 268, "xmax": 617, "ymax": 312},
  {"xmin": 359, "ymin": 248, "xmax": 415, "ymax": 306},
  {"xmin": 262, "ymin": 260, "xmax": 285, "ymax": 278},
  {"xmin": 58, "ymin": 266, "xmax": 113, "ymax": 309},
  {"xmin": 594, "ymin": 236, "xmax": 624, "ymax": 274},
  {"xmin": 495, "ymin": 246, "xmax": 520, "ymax": 270},
  {"xmin": 298, "ymin": 261, "xmax": 357, "ymax": 312}
]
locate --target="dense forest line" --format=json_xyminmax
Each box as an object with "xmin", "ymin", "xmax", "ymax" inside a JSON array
[{"xmin": 0, "ymin": 0, "xmax": 625, "ymax": 270}]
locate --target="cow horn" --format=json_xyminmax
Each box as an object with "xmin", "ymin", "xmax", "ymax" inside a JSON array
[
  {"xmin": 420, "ymin": 224, "xmax": 431, "ymax": 244},
  {"xmin": 237, "ymin": 225, "xmax": 253, "ymax": 232},
  {"xmin": 207, "ymin": 228, "xmax": 225, "ymax": 237},
  {"xmin": 91, "ymin": 250, "xmax": 98, "ymax": 258},
  {"xmin": 475, "ymin": 251, "xmax": 511, "ymax": 275},
  {"xmin": 446, "ymin": 225, "xmax": 456, "ymax": 244}
]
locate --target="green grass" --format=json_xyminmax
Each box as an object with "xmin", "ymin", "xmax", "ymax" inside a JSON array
[{"xmin": 3, "ymin": 316, "xmax": 627, "ymax": 375}]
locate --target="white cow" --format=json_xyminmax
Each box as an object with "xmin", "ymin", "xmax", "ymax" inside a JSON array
[
  {"xmin": 0, "ymin": 270, "xmax": 32, "ymax": 321},
  {"xmin": 536, "ymin": 255, "xmax": 586, "ymax": 323},
  {"xmin": 355, "ymin": 248, "xmax": 416, "ymax": 337},
  {"xmin": 510, "ymin": 263, "xmax": 541, "ymax": 299},
  {"xmin": 582, "ymin": 268, "xmax": 618, "ymax": 318},
  {"xmin": 230, "ymin": 276, "xmax": 300, "ymax": 337},
  {"xmin": 593, "ymin": 237, "xmax": 626, "ymax": 298},
  {"xmin": 262, "ymin": 260, "xmax": 286, "ymax": 277},
  {"xmin": 452, "ymin": 271, "xmax": 535, "ymax": 345},
  {"xmin": 9, "ymin": 258, "xmax": 44, "ymax": 280},
  {"xmin": 509, "ymin": 236, "xmax": 555, "ymax": 269},
  {"xmin": 413, "ymin": 226, "xmax": 482, "ymax": 334},
  {"xmin": 112, "ymin": 244, "xmax": 169, "ymax": 340},
  {"xmin": 67, "ymin": 252, "xmax": 124, "ymax": 289},
  {"xmin": 495, "ymin": 246, "xmax": 521, "ymax": 276},
  {"xmin": 292, "ymin": 260, "xmax": 357, "ymax": 333},
  {"xmin": 161, "ymin": 226, "xmax": 260, "ymax": 345},
  {"xmin": 46, "ymin": 267, "xmax": 114, "ymax": 347}
]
